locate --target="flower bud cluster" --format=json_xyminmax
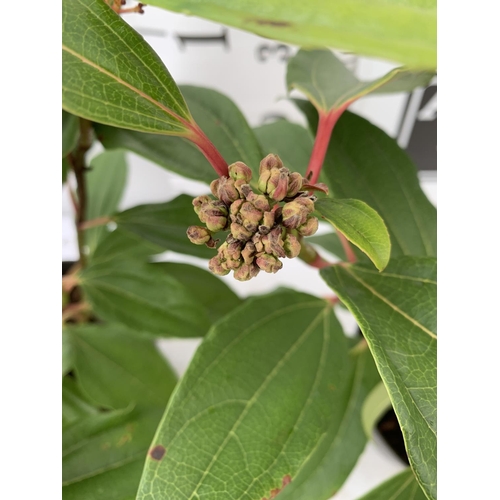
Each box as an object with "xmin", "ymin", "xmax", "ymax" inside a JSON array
[{"xmin": 187, "ymin": 154, "xmax": 323, "ymax": 281}]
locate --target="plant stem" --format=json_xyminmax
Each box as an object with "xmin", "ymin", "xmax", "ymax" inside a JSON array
[
  {"xmin": 79, "ymin": 215, "xmax": 113, "ymax": 230},
  {"xmin": 298, "ymin": 242, "xmax": 333, "ymax": 269},
  {"xmin": 69, "ymin": 118, "xmax": 93, "ymax": 268},
  {"xmin": 188, "ymin": 124, "xmax": 229, "ymax": 177},
  {"xmin": 306, "ymin": 105, "xmax": 348, "ymax": 185}
]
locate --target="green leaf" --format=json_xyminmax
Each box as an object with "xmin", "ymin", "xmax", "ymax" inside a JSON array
[
  {"xmin": 62, "ymin": 0, "xmax": 192, "ymax": 134},
  {"xmin": 79, "ymin": 259, "xmax": 211, "ymax": 337},
  {"xmin": 361, "ymin": 381, "xmax": 391, "ymax": 437},
  {"xmin": 287, "ymin": 49, "xmax": 433, "ymax": 113},
  {"xmin": 136, "ymin": 291, "xmax": 375, "ymax": 500},
  {"xmin": 357, "ymin": 468, "xmax": 427, "ymax": 500},
  {"xmin": 145, "ymin": 0, "xmax": 436, "ymax": 68},
  {"xmin": 63, "ymin": 406, "xmax": 162, "ymax": 500},
  {"xmin": 278, "ymin": 342, "xmax": 381, "ymax": 500},
  {"xmin": 254, "ymin": 121, "xmax": 312, "ymax": 176},
  {"xmin": 296, "ymin": 106, "xmax": 437, "ymax": 257},
  {"xmin": 315, "ymin": 198, "xmax": 391, "ymax": 271},
  {"xmin": 65, "ymin": 324, "xmax": 177, "ymax": 410},
  {"xmin": 63, "ymin": 156, "xmax": 70, "ymax": 183},
  {"xmin": 63, "ymin": 110, "xmax": 79, "ymax": 157},
  {"xmin": 86, "ymin": 150, "xmax": 128, "ymax": 254},
  {"xmin": 152, "ymin": 262, "xmax": 242, "ymax": 324},
  {"xmin": 63, "ymin": 329, "xmax": 75, "ymax": 376},
  {"xmin": 321, "ymin": 257, "xmax": 437, "ymax": 500},
  {"xmin": 96, "ymin": 85, "xmax": 263, "ymax": 185},
  {"xmin": 113, "ymin": 194, "xmax": 218, "ymax": 259},
  {"xmin": 62, "ymin": 376, "xmax": 99, "ymax": 427}
]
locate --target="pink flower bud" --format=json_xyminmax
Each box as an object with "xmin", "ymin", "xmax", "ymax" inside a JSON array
[
  {"xmin": 252, "ymin": 233, "xmax": 264, "ymax": 253},
  {"xmin": 214, "ymin": 177, "xmax": 240, "ymax": 205},
  {"xmin": 259, "ymin": 154, "xmax": 283, "ymax": 175},
  {"xmin": 241, "ymin": 241, "xmax": 256, "ymax": 264},
  {"xmin": 228, "ymin": 162, "xmax": 253, "ymax": 182},
  {"xmin": 246, "ymin": 191, "xmax": 270, "ymax": 211},
  {"xmin": 240, "ymin": 201, "xmax": 263, "ymax": 226},
  {"xmin": 284, "ymin": 233, "xmax": 301, "ymax": 258},
  {"xmin": 268, "ymin": 169, "xmax": 290, "ymax": 201},
  {"xmin": 230, "ymin": 222, "xmax": 253, "ymax": 242},
  {"xmin": 297, "ymin": 216, "xmax": 319, "ymax": 236},
  {"xmin": 233, "ymin": 262, "xmax": 260, "ymax": 281},
  {"xmin": 210, "ymin": 178, "xmax": 220, "ymax": 198},
  {"xmin": 256, "ymin": 254, "xmax": 283, "ymax": 274},
  {"xmin": 208, "ymin": 256, "xmax": 230, "ymax": 276},
  {"xmin": 192, "ymin": 195, "xmax": 211, "ymax": 220},
  {"xmin": 186, "ymin": 226, "xmax": 212, "ymax": 245},
  {"xmin": 287, "ymin": 172, "xmax": 304, "ymax": 197}
]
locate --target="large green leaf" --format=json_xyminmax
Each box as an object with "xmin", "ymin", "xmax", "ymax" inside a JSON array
[
  {"xmin": 113, "ymin": 194, "xmax": 218, "ymax": 259},
  {"xmin": 65, "ymin": 324, "xmax": 177, "ymax": 410},
  {"xmin": 62, "ymin": 0, "xmax": 192, "ymax": 134},
  {"xmin": 79, "ymin": 259, "xmax": 211, "ymax": 337},
  {"xmin": 152, "ymin": 262, "xmax": 242, "ymax": 324},
  {"xmin": 137, "ymin": 291, "xmax": 376, "ymax": 499},
  {"xmin": 361, "ymin": 381, "xmax": 392, "ymax": 437},
  {"xmin": 315, "ymin": 198, "xmax": 391, "ymax": 271},
  {"xmin": 96, "ymin": 85, "xmax": 263, "ymax": 185},
  {"xmin": 287, "ymin": 49, "xmax": 433, "ymax": 113},
  {"xmin": 62, "ymin": 407, "xmax": 162, "ymax": 500},
  {"xmin": 357, "ymin": 468, "xmax": 426, "ymax": 500},
  {"xmin": 86, "ymin": 150, "xmax": 128, "ymax": 254},
  {"xmin": 254, "ymin": 121, "xmax": 312, "ymax": 175},
  {"xmin": 296, "ymin": 106, "xmax": 437, "ymax": 257},
  {"xmin": 145, "ymin": 0, "xmax": 436, "ymax": 68},
  {"xmin": 63, "ymin": 110, "xmax": 79, "ymax": 157},
  {"xmin": 321, "ymin": 257, "xmax": 437, "ymax": 499},
  {"xmin": 62, "ymin": 376, "xmax": 99, "ymax": 427}
]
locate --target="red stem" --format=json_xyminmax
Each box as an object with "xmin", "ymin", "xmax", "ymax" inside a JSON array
[
  {"xmin": 308, "ymin": 252, "xmax": 333, "ymax": 269},
  {"xmin": 338, "ymin": 231, "xmax": 357, "ymax": 264},
  {"xmin": 306, "ymin": 105, "xmax": 348, "ymax": 185},
  {"xmin": 188, "ymin": 124, "xmax": 229, "ymax": 177}
]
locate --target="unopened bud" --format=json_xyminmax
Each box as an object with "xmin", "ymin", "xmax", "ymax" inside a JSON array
[
  {"xmin": 256, "ymin": 254, "xmax": 283, "ymax": 274},
  {"xmin": 210, "ymin": 178, "xmax": 220, "ymax": 198},
  {"xmin": 208, "ymin": 256, "xmax": 230, "ymax": 276},
  {"xmin": 287, "ymin": 172, "xmax": 304, "ymax": 197},
  {"xmin": 186, "ymin": 225, "xmax": 212, "ymax": 245},
  {"xmin": 228, "ymin": 162, "xmax": 253, "ymax": 183},
  {"xmin": 259, "ymin": 211, "xmax": 275, "ymax": 234},
  {"xmin": 230, "ymin": 222, "xmax": 253, "ymax": 242},
  {"xmin": 259, "ymin": 154, "xmax": 283, "ymax": 175},
  {"xmin": 252, "ymin": 233, "xmax": 264, "ymax": 253},
  {"xmin": 284, "ymin": 233, "xmax": 301, "ymax": 258},
  {"xmin": 241, "ymin": 241, "xmax": 256, "ymax": 264},
  {"xmin": 226, "ymin": 240, "xmax": 242, "ymax": 260},
  {"xmin": 267, "ymin": 226, "xmax": 286, "ymax": 258},
  {"xmin": 234, "ymin": 262, "xmax": 260, "ymax": 281},
  {"xmin": 258, "ymin": 169, "xmax": 271, "ymax": 193},
  {"xmin": 282, "ymin": 201, "xmax": 307, "ymax": 229},
  {"xmin": 246, "ymin": 191, "xmax": 270, "ymax": 211},
  {"xmin": 297, "ymin": 216, "xmax": 319, "ymax": 236},
  {"xmin": 201, "ymin": 201, "xmax": 228, "ymax": 232},
  {"xmin": 240, "ymin": 202, "xmax": 263, "ymax": 226},
  {"xmin": 212, "ymin": 177, "xmax": 240, "ymax": 205},
  {"xmin": 192, "ymin": 195, "xmax": 211, "ymax": 220},
  {"xmin": 268, "ymin": 168, "xmax": 290, "ymax": 201}
]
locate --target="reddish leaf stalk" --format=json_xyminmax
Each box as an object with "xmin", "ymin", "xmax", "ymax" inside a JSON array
[
  {"xmin": 305, "ymin": 104, "xmax": 349, "ymax": 185},
  {"xmin": 338, "ymin": 232, "xmax": 357, "ymax": 264},
  {"xmin": 187, "ymin": 124, "xmax": 229, "ymax": 177}
]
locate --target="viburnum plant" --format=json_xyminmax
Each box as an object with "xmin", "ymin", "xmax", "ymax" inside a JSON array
[{"xmin": 62, "ymin": 1, "xmax": 437, "ymax": 500}]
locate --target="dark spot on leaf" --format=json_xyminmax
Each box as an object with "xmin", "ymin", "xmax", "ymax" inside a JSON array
[
  {"xmin": 252, "ymin": 19, "xmax": 292, "ymax": 28},
  {"xmin": 262, "ymin": 475, "xmax": 292, "ymax": 499},
  {"xmin": 149, "ymin": 444, "xmax": 166, "ymax": 460}
]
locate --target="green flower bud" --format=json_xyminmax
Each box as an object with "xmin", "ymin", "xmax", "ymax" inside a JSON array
[
  {"xmin": 210, "ymin": 178, "xmax": 220, "ymax": 198},
  {"xmin": 259, "ymin": 211, "xmax": 275, "ymax": 234},
  {"xmin": 287, "ymin": 172, "xmax": 304, "ymax": 197},
  {"xmin": 228, "ymin": 161, "xmax": 253, "ymax": 182},
  {"xmin": 233, "ymin": 262, "xmax": 260, "ymax": 281},
  {"xmin": 212, "ymin": 177, "xmax": 240, "ymax": 205},
  {"xmin": 297, "ymin": 216, "xmax": 319, "ymax": 236},
  {"xmin": 266, "ymin": 226, "xmax": 286, "ymax": 258},
  {"xmin": 192, "ymin": 195, "xmax": 211, "ymax": 220},
  {"xmin": 256, "ymin": 254, "xmax": 283, "ymax": 274},
  {"xmin": 252, "ymin": 233, "xmax": 264, "ymax": 253},
  {"xmin": 259, "ymin": 154, "xmax": 283, "ymax": 175},
  {"xmin": 282, "ymin": 197, "xmax": 314, "ymax": 229},
  {"xmin": 258, "ymin": 169, "xmax": 271, "ymax": 193},
  {"xmin": 186, "ymin": 225, "xmax": 212, "ymax": 245},
  {"xmin": 245, "ymin": 191, "xmax": 270, "ymax": 211},
  {"xmin": 201, "ymin": 201, "xmax": 228, "ymax": 232},
  {"xmin": 226, "ymin": 240, "xmax": 242, "ymax": 261},
  {"xmin": 268, "ymin": 168, "xmax": 290, "ymax": 201},
  {"xmin": 230, "ymin": 222, "xmax": 253, "ymax": 242},
  {"xmin": 208, "ymin": 256, "xmax": 230, "ymax": 276},
  {"xmin": 284, "ymin": 233, "xmax": 301, "ymax": 258},
  {"xmin": 241, "ymin": 241, "xmax": 256, "ymax": 264},
  {"xmin": 240, "ymin": 201, "xmax": 263, "ymax": 226}
]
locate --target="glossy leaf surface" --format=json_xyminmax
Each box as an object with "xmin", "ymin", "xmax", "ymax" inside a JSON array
[
  {"xmin": 315, "ymin": 198, "xmax": 391, "ymax": 271},
  {"xmin": 86, "ymin": 150, "xmax": 128, "ymax": 254},
  {"xmin": 287, "ymin": 49, "xmax": 433, "ymax": 112},
  {"xmin": 357, "ymin": 468, "xmax": 426, "ymax": 500},
  {"xmin": 96, "ymin": 85, "xmax": 263, "ymax": 185},
  {"xmin": 113, "ymin": 195, "xmax": 218, "ymax": 259},
  {"xmin": 63, "ymin": 110, "xmax": 79, "ymax": 157},
  {"xmin": 65, "ymin": 324, "xmax": 177, "ymax": 410},
  {"xmin": 146, "ymin": 0, "xmax": 436, "ymax": 68},
  {"xmin": 297, "ymin": 106, "xmax": 437, "ymax": 257},
  {"xmin": 137, "ymin": 291, "xmax": 375, "ymax": 499},
  {"xmin": 152, "ymin": 262, "xmax": 242, "ymax": 324},
  {"xmin": 321, "ymin": 257, "xmax": 437, "ymax": 499},
  {"xmin": 79, "ymin": 259, "xmax": 211, "ymax": 337},
  {"xmin": 62, "ymin": 0, "xmax": 191, "ymax": 134}
]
